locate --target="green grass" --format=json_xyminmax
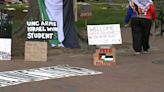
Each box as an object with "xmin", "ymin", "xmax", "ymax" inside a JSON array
[{"xmin": 76, "ymin": 3, "xmax": 127, "ymax": 29}]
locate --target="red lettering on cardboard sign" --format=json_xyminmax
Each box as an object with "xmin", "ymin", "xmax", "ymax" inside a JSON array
[
  {"xmin": 99, "ymin": 48, "xmax": 112, "ymax": 53},
  {"xmin": 95, "ymin": 62, "xmax": 115, "ymax": 66}
]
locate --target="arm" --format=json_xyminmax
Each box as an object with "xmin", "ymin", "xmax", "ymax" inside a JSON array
[
  {"xmin": 125, "ymin": 6, "xmax": 133, "ymax": 24},
  {"xmin": 150, "ymin": 4, "xmax": 158, "ymax": 21}
]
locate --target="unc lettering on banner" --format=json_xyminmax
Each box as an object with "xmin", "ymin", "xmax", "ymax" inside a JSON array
[{"xmin": 26, "ymin": 21, "xmax": 57, "ymax": 40}]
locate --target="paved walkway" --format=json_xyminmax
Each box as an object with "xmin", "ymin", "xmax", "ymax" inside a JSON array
[{"xmin": 0, "ymin": 27, "xmax": 164, "ymax": 92}]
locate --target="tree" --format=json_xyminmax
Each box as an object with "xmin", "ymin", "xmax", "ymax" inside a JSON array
[
  {"xmin": 13, "ymin": 0, "xmax": 39, "ymax": 38},
  {"xmin": 12, "ymin": 0, "xmax": 40, "ymax": 56}
]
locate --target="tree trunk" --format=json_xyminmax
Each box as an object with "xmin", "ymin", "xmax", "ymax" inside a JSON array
[
  {"xmin": 12, "ymin": 0, "xmax": 39, "ymax": 57},
  {"xmin": 13, "ymin": 0, "xmax": 39, "ymax": 38}
]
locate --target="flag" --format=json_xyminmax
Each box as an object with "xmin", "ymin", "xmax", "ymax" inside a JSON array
[{"xmin": 38, "ymin": 0, "xmax": 64, "ymax": 47}]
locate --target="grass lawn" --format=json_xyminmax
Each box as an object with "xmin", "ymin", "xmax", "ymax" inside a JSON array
[{"xmin": 76, "ymin": 3, "xmax": 127, "ymax": 29}]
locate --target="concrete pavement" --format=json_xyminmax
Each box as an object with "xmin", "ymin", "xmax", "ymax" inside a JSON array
[{"xmin": 0, "ymin": 27, "xmax": 164, "ymax": 92}]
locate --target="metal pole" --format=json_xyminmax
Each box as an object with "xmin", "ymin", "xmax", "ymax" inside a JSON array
[{"xmin": 85, "ymin": 19, "xmax": 87, "ymax": 30}]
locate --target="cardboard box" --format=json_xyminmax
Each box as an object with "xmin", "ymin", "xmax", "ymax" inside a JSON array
[
  {"xmin": 93, "ymin": 48, "xmax": 116, "ymax": 66},
  {"xmin": 24, "ymin": 41, "xmax": 47, "ymax": 61}
]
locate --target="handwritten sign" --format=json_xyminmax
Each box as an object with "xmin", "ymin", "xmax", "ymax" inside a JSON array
[
  {"xmin": 26, "ymin": 21, "xmax": 57, "ymax": 40},
  {"xmin": 0, "ymin": 38, "xmax": 11, "ymax": 60},
  {"xmin": 87, "ymin": 24, "xmax": 122, "ymax": 45},
  {"xmin": 93, "ymin": 48, "xmax": 116, "ymax": 66}
]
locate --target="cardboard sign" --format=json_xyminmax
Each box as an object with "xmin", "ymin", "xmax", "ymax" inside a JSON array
[
  {"xmin": 24, "ymin": 41, "xmax": 47, "ymax": 61},
  {"xmin": 0, "ymin": 38, "xmax": 11, "ymax": 60},
  {"xmin": 26, "ymin": 21, "xmax": 57, "ymax": 40},
  {"xmin": 87, "ymin": 24, "xmax": 122, "ymax": 45},
  {"xmin": 93, "ymin": 48, "xmax": 116, "ymax": 66}
]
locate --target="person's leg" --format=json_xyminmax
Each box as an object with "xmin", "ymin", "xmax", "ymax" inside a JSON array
[
  {"xmin": 142, "ymin": 18, "xmax": 152, "ymax": 52},
  {"xmin": 131, "ymin": 18, "xmax": 142, "ymax": 52}
]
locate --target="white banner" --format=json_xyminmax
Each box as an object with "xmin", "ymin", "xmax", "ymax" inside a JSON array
[
  {"xmin": 87, "ymin": 24, "xmax": 122, "ymax": 45},
  {"xmin": 0, "ymin": 38, "xmax": 11, "ymax": 60}
]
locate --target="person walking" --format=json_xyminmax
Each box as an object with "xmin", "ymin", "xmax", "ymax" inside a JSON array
[{"xmin": 125, "ymin": 0, "xmax": 157, "ymax": 54}]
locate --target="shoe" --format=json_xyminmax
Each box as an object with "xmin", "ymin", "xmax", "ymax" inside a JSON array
[
  {"xmin": 143, "ymin": 51, "xmax": 148, "ymax": 54},
  {"xmin": 58, "ymin": 43, "xmax": 64, "ymax": 47},
  {"xmin": 50, "ymin": 44, "xmax": 56, "ymax": 47},
  {"xmin": 134, "ymin": 52, "xmax": 141, "ymax": 55}
]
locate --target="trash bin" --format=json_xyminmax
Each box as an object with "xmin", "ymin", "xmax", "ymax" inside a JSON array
[{"xmin": 0, "ymin": 9, "xmax": 13, "ymax": 38}]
